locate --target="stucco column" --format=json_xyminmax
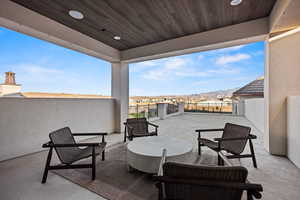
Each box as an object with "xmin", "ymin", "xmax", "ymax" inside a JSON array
[
  {"xmin": 157, "ymin": 103, "xmax": 168, "ymax": 120},
  {"xmin": 178, "ymin": 102, "xmax": 185, "ymax": 114},
  {"xmin": 265, "ymin": 31, "xmax": 300, "ymax": 156},
  {"xmin": 111, "ymin": 62, "xmax": 129, "ymax": 133}
]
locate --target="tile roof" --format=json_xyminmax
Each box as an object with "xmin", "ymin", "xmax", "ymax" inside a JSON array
[{"xmin": 233, "ymin": 78, "xmax": 264, "ymax": 97}]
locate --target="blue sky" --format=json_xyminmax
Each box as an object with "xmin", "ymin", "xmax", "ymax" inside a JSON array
[
  {"xmin": 0, "ymin": 27, "xmax": 264, "ymax": 96},
  {"xmin": 130, "ymin": 43, "xmax": 265, "ymax": 96}
]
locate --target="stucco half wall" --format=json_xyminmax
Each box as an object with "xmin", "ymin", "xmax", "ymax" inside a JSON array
[
  {"xmin": 266, "ymin": 30, "xmax": 300, "ymax": 155},
  {"xmin": 287, "ymin": 96, "xmax": 300, "ymax": 168},
  {"xmin": 0, "ymin": 97, "xmax": 116, "ymax": 161},
  {"xmin": 244, "ymin": 98, "xmax": 265, "ymax": 134}
]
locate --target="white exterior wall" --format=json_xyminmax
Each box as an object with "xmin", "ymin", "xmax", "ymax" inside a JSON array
[
  {"xmin": 237, "ymin": 99, "xmax": 245, "ymax": 116},
  {"xmin": 0, "ymin": 84, "xmax": 21, "ymax": 96},
  {"xmin": 265, "ymin": 31, "xmax": 300, "ymax": 155},
  {"xmin": 287, "ymin": 96, "xmax": 300, "ymax": 168},
  {"xmin": 244, "ymin": 98, "xmax": 265, "ymax": 133},
  {"xmin": 0, "ymin": 98, "xmax": 116, "ymax": 161}
]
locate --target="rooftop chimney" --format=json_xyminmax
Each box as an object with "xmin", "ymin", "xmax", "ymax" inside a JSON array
[{"xmin": 4, "ymin": 72, "xmax": 16, "ymax": 85}]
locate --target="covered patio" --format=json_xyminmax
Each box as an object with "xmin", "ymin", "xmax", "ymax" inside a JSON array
[
  {"xmin": 1, "ymin": 0, "xmax": 300, "ymax": 199},
  {"xmin": 0, "ymin": 113, "xmax": 299, "ymax": 200}
]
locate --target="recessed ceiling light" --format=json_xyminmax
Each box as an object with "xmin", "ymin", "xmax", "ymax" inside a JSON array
[
  {"xmin": 113, "ymin": 36, "xmax": 121, "ymax": 40},
  {"xmin": 69, "ymin": 10, "xmax": 84, "ymax": 20},
  {"xmin": 230, "ymin": 0, "xmax": 242, "ymax": 6}
]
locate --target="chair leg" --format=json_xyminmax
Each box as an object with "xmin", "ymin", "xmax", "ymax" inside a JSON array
[
  {"xmin": 92, "ymin": 147, "xmax": 96, "ymax": 180},
  {"xmin": 218, "ymin": 154, "xmax": 222, "ymax": 166},
  {"xmin": 124, "ymin": 126, "xmax": 127, "ymax": 142},
  {"xmin": 247, "ymin": 191, "xmax": 254, "ymax": 200},
  {"xmin": 102, "ymin": 150, "xmax": 105, "ymax": 161},
  {"xmin": 249, "ymin": 139, "xmax": 257, "ymax": 168},
  {"xmin": 42, "ymin": 147, "xmax": 53, "ymax": 184},
  {"xmin": 198, "ymin": 142, "xmax": 201, "ymax": 155}
]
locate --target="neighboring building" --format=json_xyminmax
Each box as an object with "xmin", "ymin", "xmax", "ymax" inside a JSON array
[
  {"xmin": 232, "ymin": 77, "xmax": 265, "ymax": 134},
  {"xmin": 232, "ymin": 77, "xmax": 264, "ymax": 116},
  {"xmin": 233, "ymin": 77, "xmax": 264, "ymax": 99},
  {"xmin": 0, "ymin": 72, "xmax": 109, "ymax": 99},
  {"xmin": 0, "ymin": 72, "xmax": 22, "ymax": 96}
]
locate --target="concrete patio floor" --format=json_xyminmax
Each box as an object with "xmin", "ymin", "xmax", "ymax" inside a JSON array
[{"xmin": 0, "ymin": 113, "xmax": 299, "ymax": 200}]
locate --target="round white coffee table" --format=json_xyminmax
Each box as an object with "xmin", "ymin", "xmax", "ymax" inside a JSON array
[{"xmin": 126, "ymin": 136, "xmax": 193, "ymax": 174}]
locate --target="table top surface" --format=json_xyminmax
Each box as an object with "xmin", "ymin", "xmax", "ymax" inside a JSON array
[{"xmin": 127, "ymin": 136, "xmax": 193, "ymax": 157}]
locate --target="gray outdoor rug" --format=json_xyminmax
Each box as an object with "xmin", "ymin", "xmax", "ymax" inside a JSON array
[{"xmin": 54, "ymin": 143, "xmax": 217, "ymax": 200}]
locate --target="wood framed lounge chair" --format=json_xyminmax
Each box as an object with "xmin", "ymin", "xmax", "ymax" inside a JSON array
[
  {"xmin": 195, "ymin": 123, "xmax": 258, "ymax": 168},
  {"xmin": 155, "ymin": 149, "xmax": 263, "ymax": 200},
  {"xmin": 123, "ymin": 117, "xmax": 158, "ymax": 142},
  {"xmin": 41, "ymin": 127, "xmax": 107, "ymax": 183}
]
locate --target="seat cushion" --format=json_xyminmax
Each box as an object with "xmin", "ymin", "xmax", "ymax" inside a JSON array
[
  {"xmin": 68, "ymin": 142, "xmax": 107, "ymax": 164},
  {"xmin": 198, "ymin": 138, "xmax": 220, "ymax": 150}
]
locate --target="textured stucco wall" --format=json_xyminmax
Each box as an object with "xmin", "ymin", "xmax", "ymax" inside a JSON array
[
  {"xmin": 287, "ymin": 96, "xmax": 300, "ymax": 168},
  {"xmin": 0, "ymin": 98, "xmax": 116, "ymax": 161},
  {"xmin": 245, "ymin": 98, "xmax": 265, "ymax": 133},
  {"xmin": 266, "ymin": 31, "xmax": 300, "ymax": 155}
]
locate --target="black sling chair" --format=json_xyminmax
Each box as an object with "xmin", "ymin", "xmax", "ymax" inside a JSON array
[{"xmin": 41, "ymin": 127, "xmax": 107, "ymax": 183}]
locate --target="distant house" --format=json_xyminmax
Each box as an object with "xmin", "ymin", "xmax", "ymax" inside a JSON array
[
  {"xmin": 0, "ymin": 72, "xmax": 21, "ymax": 96},
  {"xmin": 232, "ymin": 77, "xmax": 264, "ymax": 117},
  {"xmin": 233, "ymin": 77, "xmax": 264, "ymax": 99}
]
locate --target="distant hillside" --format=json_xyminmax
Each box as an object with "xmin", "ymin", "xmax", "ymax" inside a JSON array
[
  {"xmin": 131, "ymin": 88, "xmax": 239, "ymax": 99},
  {"xmin": 192, "ymin": 88, "xmax": 239, "ymax": 98}
]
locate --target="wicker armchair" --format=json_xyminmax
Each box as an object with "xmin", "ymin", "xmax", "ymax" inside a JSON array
[
  {"xmin": 196, "ymin": 123, "xmax": 257, "ymax": 168},
  {"xmin": 156, "ymin": 149, "xmax": 262, "ymax": 200},
  {"xmin": 123, "ymin": 117, "xmax": 158, "ymax": 142},
  {"xmin": 155, "ymin": 162, "xmax": 263, "ymax": 200},
  {"xmin": 41, "ymin": 127, "xmax": 107, "ymax": 183}
]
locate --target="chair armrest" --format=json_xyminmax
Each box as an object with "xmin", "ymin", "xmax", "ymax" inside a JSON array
[
  {"xmin": 249, "ymin": 134, "xmax": 257, "ymax": 139},
  {"xmin": 124, "ymin": 123, "xmax": 134, "ymax": 130},
  {"xmin": 195, "ymin": 128, "xmax": 224, "ymax": 133},
  {"xmin": 148, "ymin": 122, "xmax": 159, "ymax": 128},
  {"xmin": 42, "ymin": 141, "xmax": 103, "ymax": 148},
  {"xmin": 72, "ymin": 132, "xmax": 108, "ymax": 136},
  {"xmin": 154, "ymin": 176, "xmax": 263, "ymax": 195},
  {"xmin": 214, "ymin": 136, "xmax": 253, "ymax": 142}
]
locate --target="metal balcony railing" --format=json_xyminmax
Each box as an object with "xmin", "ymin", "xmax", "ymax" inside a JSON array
[
  {"xmin": 167, "ymin": 103, "xmax": 179, "ymax": 115},
  {"xmin": 184, "ymin": 102, "xmax": 232, "ymax": 114},
  {"xmin": 128, "ymin": 104, "xmax": 158, "ymax": 119}
]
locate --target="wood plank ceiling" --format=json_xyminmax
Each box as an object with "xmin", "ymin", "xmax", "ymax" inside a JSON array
[{"xmin": 10, "ymin": 0, "xmax": 276, "ymax": 50}]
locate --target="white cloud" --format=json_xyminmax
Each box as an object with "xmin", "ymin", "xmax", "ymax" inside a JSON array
[
  {"xmin": 142, "ymin": 57, "xmax": 210, "ymax": 80},
  {"xmin": 197, "ymin": 55, "xmax": 204, "ymax": 60},
  {"xmin": 207, "ymin": 68, "xmax": 240, "ymax": 75},
  {"xmin": 21, "ymin": 64, "xmax": 62, "ymax": 74},
  {"xmin": 216, "ymin": 53, "xmax": 251, "ymax": 65},
  {"xmin": 252, "ymin": 50, "xmax": 264, "ymax": 56},
  {"xmin": 193, "ymin": 80, "xmax": 211, "ymax": 86},
  {"xmin": 142, "ymin": 56, "xmax": 240, "ymax": 81},
  {"xmin": 216, "ymin": 45, "xmax": 246, "ymax": 52},
  {"xmin": 4, "ymin": 63, "xmax": 65, "ymax": 85},
  {"xmin": 130, "ymin": 60, "xmax": 160, "ymax": 73},
  {"xmin": 138, "ymin": 60, "xmax": 157, "ymax": 66}
]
